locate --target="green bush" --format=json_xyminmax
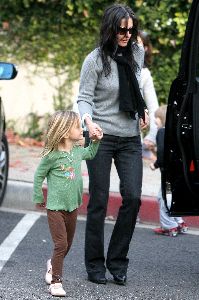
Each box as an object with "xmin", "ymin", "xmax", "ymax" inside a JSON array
[{"xmin": 0, "ymin": 0, "xmax": 192, "ymax": 107}]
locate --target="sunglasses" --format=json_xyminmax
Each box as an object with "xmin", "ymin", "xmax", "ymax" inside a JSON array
[{"xmin": 117, "ymin": 27, "xmax": 134, "ymax": 35}]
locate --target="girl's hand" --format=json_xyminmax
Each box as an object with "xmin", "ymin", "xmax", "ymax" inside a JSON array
[
  {"xmin": 88, "ymin": 123, "xmax": 103, "ymax": 139},
  {"xmin": 35, "ymin": 203, "xmax": 45, "ymax": 210},
  {"xmin": 91, "ymin": 129, "xmax": 103, "ymax": 141},
  {"xmin": 85, "ymin": 117, "xmax": 103, "ymax": 140},
  {"xmin": 149, "ymin": 162, "xmax": 155, "ymax": 170}
]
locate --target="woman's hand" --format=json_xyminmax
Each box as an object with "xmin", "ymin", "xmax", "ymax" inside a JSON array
[
  {"xmin": 140, "ymin": 111, "xmax": 150, "ymax": 130},
  {"xmin": 92, "ymin": 130, "xmax": 103, "ymax": 141},
  {"xmin": 85, "ymin": 116, "xmax": 103, "ymax": 140},
  {"xmin": 143, "ymin": 139, "xmax": 155, "ymax": 151}
]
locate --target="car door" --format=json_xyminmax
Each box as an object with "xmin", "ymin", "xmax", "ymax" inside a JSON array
[
  {"xmin": 0, "ymin": 62, "xmax": 17, "ymax": 204},
  {"xmin": 162, "ymin": 0, "xmax": 199, "ymax": 216}
]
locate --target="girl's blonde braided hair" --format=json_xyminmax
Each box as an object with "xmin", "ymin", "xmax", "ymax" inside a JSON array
[
  {"xmin": 41, "ymin": 110, "xmax": 79, "ymax": 157},
  {"xmin": 154, "ymin": 105, "xmax": 167, "ymax": 127}
]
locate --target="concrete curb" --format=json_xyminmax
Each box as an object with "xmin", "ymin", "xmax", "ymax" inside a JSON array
[
  {"xmin": 3, "ymin": 180, "xmax": 36, "ymax": 211},
  {"xmin": 3, "ymin": 179, "xmax": 199, "ymax": 229}
]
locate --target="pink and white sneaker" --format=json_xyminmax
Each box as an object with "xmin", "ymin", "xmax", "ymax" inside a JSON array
[
  {"xmin": 153, "ymin": 227, "xmax": 178, "ymax": 237},
  {"xmin": 45, "ymin": 259, "xmax": 52, "ymax": 284},
  {"xmin": 178, "ymin": 222, "xmax": 188, "ymax": 233},
  {"xmin": 49, "ymin": 282, "xmax": 66, "ymax": 297}
]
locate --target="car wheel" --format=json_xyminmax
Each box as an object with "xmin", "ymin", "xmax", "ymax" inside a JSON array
[{"xmin": 0, "ymin": 134, "xmax": 9, "ymax": 205}]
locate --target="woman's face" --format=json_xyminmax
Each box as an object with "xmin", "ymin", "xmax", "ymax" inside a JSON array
[{"xmin": 116, "ymin": 18, "xmax": 133, "ymax": 47}]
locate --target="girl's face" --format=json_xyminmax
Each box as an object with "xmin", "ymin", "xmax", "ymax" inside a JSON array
[
  {"xmin": 68, "ymin": 118, "xmax": 83, "ymax": 141},
  {"xmin": 116, "ymin": 18, "xmax": 133, "ymax": 47}
]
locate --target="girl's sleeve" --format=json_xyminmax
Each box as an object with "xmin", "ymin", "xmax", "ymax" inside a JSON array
[
  {"xmin": 33, "ymin": 156, "xmax": 51, "ymax": 203},
  {"xmin": 81, "ymin": 141, "xmax": 100, "ymax": 160},
  {"xmin": 77, "ymin": 53, "xmax": 99, "ymax": 119}
]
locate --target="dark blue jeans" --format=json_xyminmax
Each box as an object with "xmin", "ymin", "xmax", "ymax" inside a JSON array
[{"xmin": 85, "ymin": 134, "xmax": 142, "ymax": 277}]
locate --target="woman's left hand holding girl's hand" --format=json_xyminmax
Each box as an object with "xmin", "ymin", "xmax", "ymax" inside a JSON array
[
  {"xmin": 92, "ymin": 129, "xmax": 103, "ymax": 141},
  {"xmin": 140, "ymin": 111, "xmax": 150, "ymax": 130},
  {"xmin": 96, "ymin": 130, "xmax": 103, "ymax": 140}
]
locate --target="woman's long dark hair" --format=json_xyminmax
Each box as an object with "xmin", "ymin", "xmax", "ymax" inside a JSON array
[
  {"xmin": 99, "ymin": 3, "xmax": 139, "ymax": 77},
  {"xmin": 138, "ymin": 30, "xmax": 153, "ymax": 67}
]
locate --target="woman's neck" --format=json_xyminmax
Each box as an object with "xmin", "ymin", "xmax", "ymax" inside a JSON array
[{"xmin": 117, "ymin": 45, "xmax": 128, "ymax": 54}]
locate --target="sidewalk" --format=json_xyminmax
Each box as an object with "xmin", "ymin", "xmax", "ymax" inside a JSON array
[{"xmin": 3, "ymin": 143, "xmax": 199, "ymax": 229}]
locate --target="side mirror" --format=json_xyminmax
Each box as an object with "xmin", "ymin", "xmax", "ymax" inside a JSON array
[{"xmin": 0, "ymin": 62, "xmax": 18, "ymax": 80}]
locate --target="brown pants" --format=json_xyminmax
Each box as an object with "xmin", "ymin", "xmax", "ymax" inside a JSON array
[{"xmin": 47, "ymin": 209, "xmax": 77, "ymax": 283}]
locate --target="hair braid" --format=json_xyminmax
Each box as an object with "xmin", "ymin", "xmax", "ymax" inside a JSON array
[{"xmin": 41, "ymin": 110, "xmax": 79, "ymax": 157}]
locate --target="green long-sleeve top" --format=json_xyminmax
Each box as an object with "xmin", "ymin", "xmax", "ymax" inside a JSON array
[{"xmin": 33, "ymin": 141, "xmax": 99, "ymax": 212}]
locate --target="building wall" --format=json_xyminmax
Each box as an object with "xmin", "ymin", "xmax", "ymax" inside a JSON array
[{"xmin": 0, "ymin": 64, "xmax": 79, "ymax": 133}]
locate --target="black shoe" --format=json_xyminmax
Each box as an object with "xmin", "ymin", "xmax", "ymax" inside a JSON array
[
  {"xmin": 88, "ymin": 274, "xmax": 107, "ymax": 284},
  {"xmin": 113, "ymin": 274, "xmax": 127, "ymax": 285}
]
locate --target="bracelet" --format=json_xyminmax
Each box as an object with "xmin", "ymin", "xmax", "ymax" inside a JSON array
[
  {"xmin": 91, "ymin": 139, "xmax": 99, "ymax": 144},
  {"xmin": 144, "ymin": 109, "xmax": 149, "ymax": 115}
]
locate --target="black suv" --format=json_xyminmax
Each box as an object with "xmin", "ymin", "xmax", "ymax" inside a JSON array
[
  {"xmin": 0, "ymin": 62, "xmax": 17, "ymax": 205},
  {"xmin": 163, "ymin": 0, "xmax": 199, "ymax": 216}
]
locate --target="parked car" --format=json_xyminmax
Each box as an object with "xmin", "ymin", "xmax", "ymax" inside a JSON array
[
  {"xmin": 0, "ymin": 62, "xmax": 18, "ymax": 205},
  {"xmin": 162, "ymin": 0, "xmax": 199, "ymax": 216}
]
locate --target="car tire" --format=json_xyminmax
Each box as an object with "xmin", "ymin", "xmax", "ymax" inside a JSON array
[{"xmin": 0, "ymin": 134, "xmax": 9, "ymax": 205}]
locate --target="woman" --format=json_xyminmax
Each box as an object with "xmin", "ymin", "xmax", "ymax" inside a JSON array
[
  {"xmin": 77, "ymin": 3, "xmax": 149, "ymax": 285},
  {"xmin": 138, "ymin": 31, "xmax": 159, "ymax": 160}
]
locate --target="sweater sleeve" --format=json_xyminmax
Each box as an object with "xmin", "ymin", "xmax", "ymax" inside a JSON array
[
  {"xmin": 77, "ymin": 51, "xmax": 99, "ymax": 119},
  {"xmin": 33, "ymin": 156, "xmax": 51, "ymax": 203},
  {"xmin": 133, "ymin": 43, "xmax": 145, "ymax": 83},
  {"xmin": 81, "ymin": 141, "xmax": 100, "ymax": 160},
  {"xmin": 142, "ymin": 68, "xmax": 159, "ymax": 144}
]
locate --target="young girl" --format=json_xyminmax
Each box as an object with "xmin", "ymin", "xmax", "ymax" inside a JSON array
[
  {"xmin": 33, "ymin": 110, "xmax": 102, "ymax": 297},
  {"xmin": 150, "ymin": 105, "xmax": 188, "ymax": 237},
  {"xmin": 138, "ymin": 31, "xmax": 159, "ymax": 161}
]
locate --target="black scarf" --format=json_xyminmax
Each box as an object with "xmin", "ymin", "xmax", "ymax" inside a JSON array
[{"xmin": 113, "ymin": 47, "xmax": 147, "ymax": 120}]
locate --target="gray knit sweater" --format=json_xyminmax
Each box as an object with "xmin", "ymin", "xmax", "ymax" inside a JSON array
[{"xmin": 77, "ymin": 44, "xmax": 144, "ymax": 137}]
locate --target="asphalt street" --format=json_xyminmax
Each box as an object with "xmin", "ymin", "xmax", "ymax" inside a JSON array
[{"xmin": 0, "ymin": 208, "xmax": 199, "ymax": 300}]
